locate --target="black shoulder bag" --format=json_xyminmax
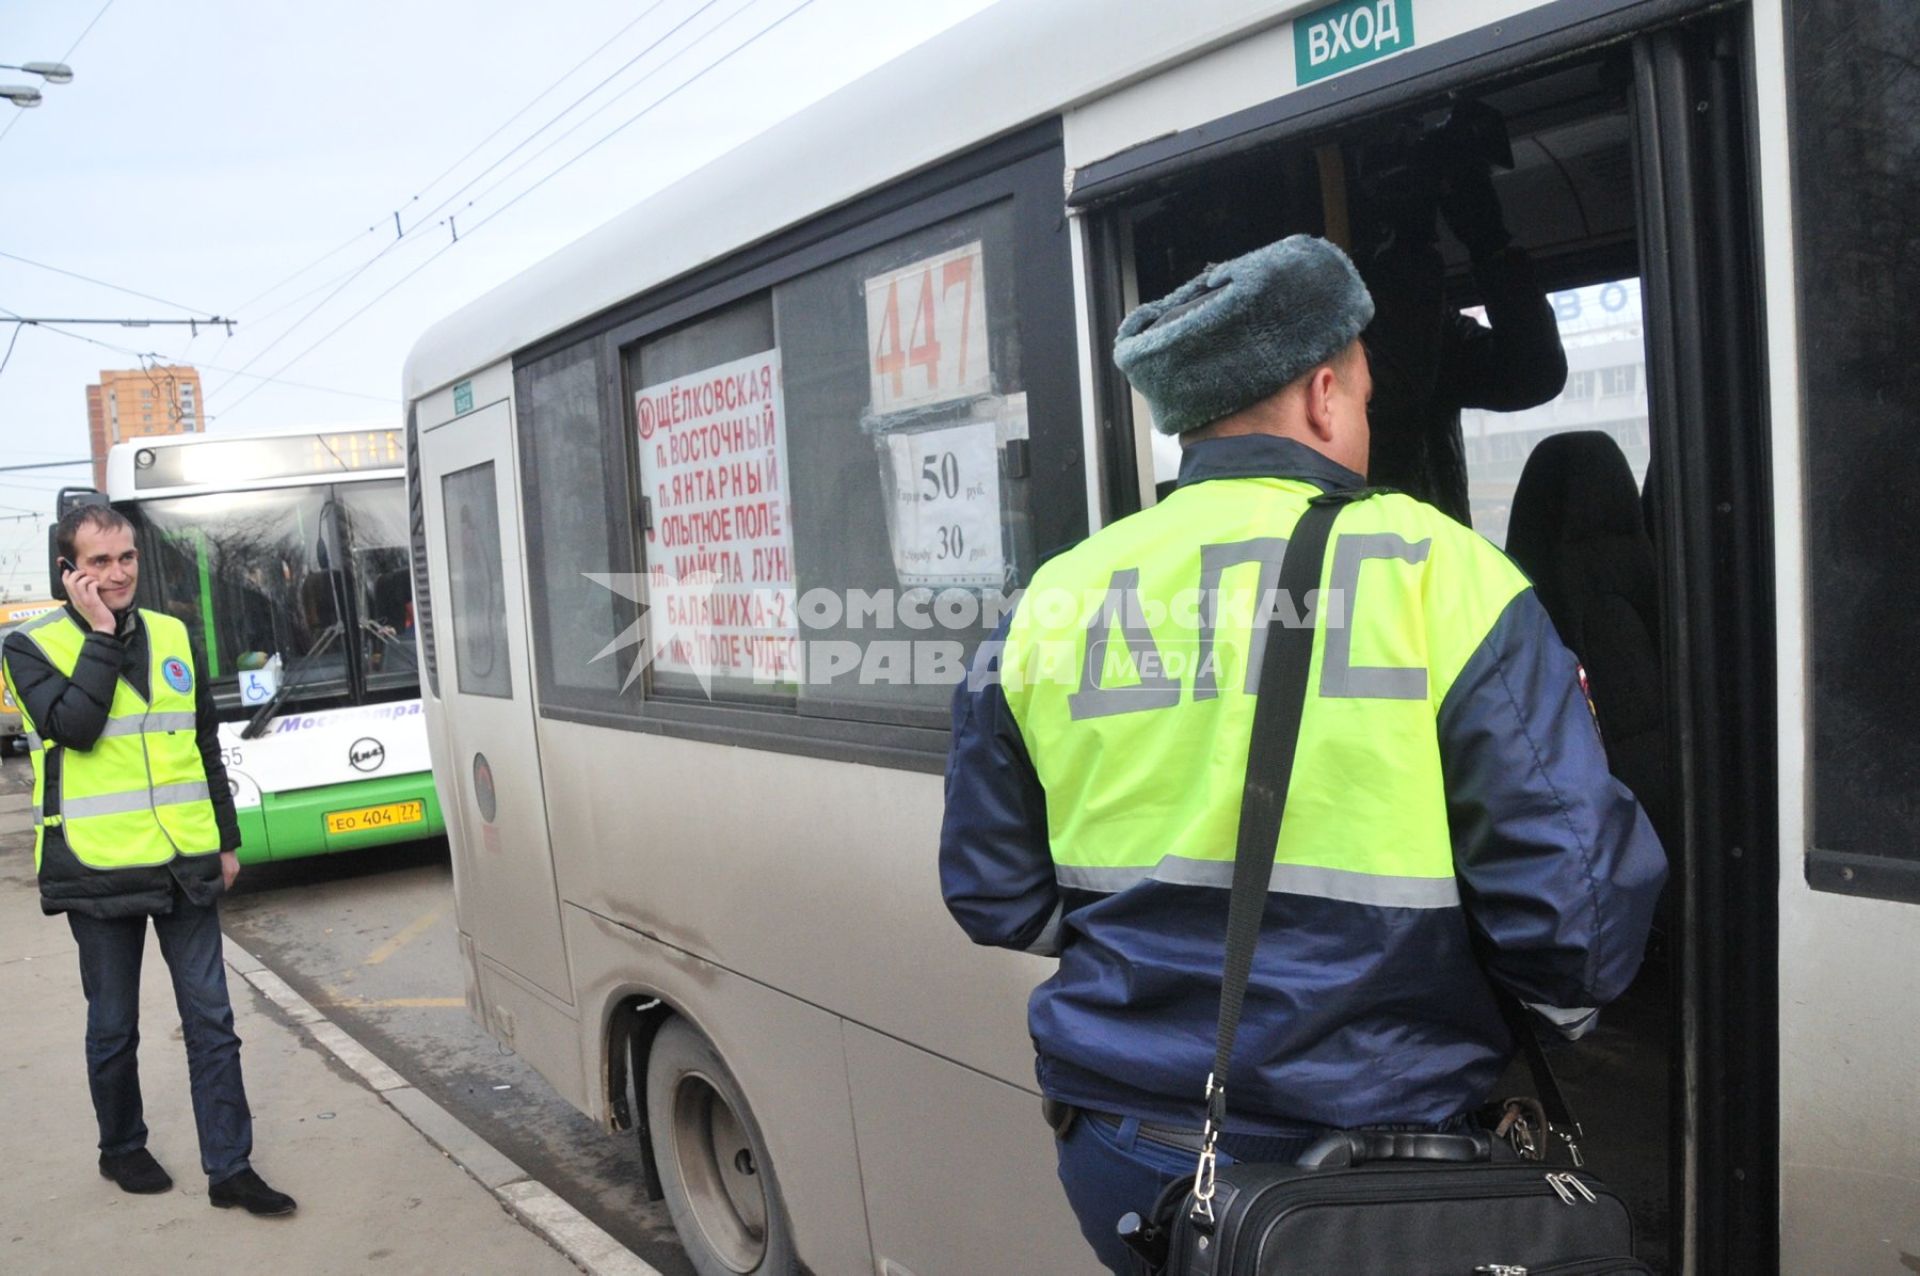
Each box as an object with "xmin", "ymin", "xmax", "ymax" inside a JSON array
[{"xmin": 1130, "ymin": 492, "xmax": 1648, "ymax": 1276}]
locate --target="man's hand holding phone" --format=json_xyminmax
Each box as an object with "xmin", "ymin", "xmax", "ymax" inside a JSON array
[{"xmin": 61, "ymin": 558, "xmax": 116, "ymax": 635}]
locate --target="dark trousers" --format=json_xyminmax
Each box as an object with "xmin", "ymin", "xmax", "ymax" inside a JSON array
[
  {"xmin": 66, "ymin": 890, "xmax": 253, "ymax": 1182},
  {"xmin": 1054, "ymin": 1113, "xmax": 1318, "ymax": 1275}
]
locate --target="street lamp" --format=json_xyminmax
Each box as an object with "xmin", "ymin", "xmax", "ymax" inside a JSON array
[
  {"xmin": 0, "ymin": 61, "xmax": 73, "ymax": 108},
  {"xmin": 0, "ymin": 62, "xmax": 73, "ymax": 83}
]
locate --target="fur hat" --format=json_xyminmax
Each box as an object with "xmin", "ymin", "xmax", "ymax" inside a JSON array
[{"xmin": 1113, "ymin": 235, "xmax": 1375, "ymax": 435}]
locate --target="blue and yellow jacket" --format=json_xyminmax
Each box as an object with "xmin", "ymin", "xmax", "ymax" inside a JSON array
[{"xmin": 939, "ymin": 435, "xmax": 1666, "ymax": 1134}]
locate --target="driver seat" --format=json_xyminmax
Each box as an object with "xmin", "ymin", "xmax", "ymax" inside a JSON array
[{"xmin": 1504, "ymin": 432, "xmax": 1674, "ymax": 848}]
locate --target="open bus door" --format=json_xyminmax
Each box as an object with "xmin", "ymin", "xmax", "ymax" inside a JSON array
[{"xmin": 1079, "ymin": 11, "xmax": 1774, "ymax": 1268}]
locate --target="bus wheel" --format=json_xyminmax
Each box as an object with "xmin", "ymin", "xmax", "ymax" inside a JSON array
[{"xmin": 645, "ymin": 1018, "xmax": 797, "ymax": 1276}]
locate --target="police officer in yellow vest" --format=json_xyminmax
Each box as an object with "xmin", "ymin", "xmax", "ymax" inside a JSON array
[
  {"xmin": 1, "ymin": 504, "xmax": 296, "ymax": 1216},
  {"xmin": 939, "ymin": 236, "xmax": 1664, "ymax": 1274}
]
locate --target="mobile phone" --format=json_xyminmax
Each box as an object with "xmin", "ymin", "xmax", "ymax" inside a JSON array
[{"xmin": 58, "ymin": 557, "xmax": 77, "ymax": 575}]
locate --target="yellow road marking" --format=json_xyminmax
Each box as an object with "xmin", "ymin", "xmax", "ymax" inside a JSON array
[
  {"xmin": 317, "ymin": 984, "xmax": 464, "ymax": 1009},
  {"xmin": 363, "ymin": 909, "xmax": 441, "ymax": 966}
]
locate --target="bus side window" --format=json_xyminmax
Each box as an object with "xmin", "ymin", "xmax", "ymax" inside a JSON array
[
  {"xmin": 519, "ymin": 342, "xmax": 635, "ymax": 717},
  {"xmin": 441, "ymin": 463, "xmax": 512, "ymax": 700},
  {"xmin": 1459, "ymin": 280, "xmax": 1650, "ymax": 549},
  {"xmin": 605, "ymin": 204, "xmax": 1035, "ymax": 720}
]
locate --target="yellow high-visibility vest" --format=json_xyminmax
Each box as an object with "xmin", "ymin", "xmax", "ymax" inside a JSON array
[
  {"xmin": 999, "ymin": 479, "xmax": 1529, "ymax": 904},
  {"xmin": 3, "ymin": 609, "xmax": 220, "ymax": 872}
]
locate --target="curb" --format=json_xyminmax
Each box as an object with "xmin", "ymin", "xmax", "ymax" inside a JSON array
[{"xmin": 224, "ymin": 937, "xmax": 663, "ymax": 1276}]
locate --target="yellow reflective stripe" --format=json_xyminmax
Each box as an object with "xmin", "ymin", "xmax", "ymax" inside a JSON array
[
  {"xmin": 17, "ymin": 608, "xmax": 71, "ymax": 637},
  {"xmin": 61, "ymin": 781, "xmax": 211, "ymax": 819},
  {"xmin": 1054, "ymin": 856, "xmax": 1460, "ymax": 908}
]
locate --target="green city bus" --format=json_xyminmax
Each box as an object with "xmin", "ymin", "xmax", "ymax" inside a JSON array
[{"xmin": 77, "ymin": 428, "xmax": 445, "ymax": 862}]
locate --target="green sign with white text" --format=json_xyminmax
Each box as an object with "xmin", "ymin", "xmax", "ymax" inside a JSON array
[{"xmin": 1294, "ymin": 0, "xmax": 1415, "ymax": 85}]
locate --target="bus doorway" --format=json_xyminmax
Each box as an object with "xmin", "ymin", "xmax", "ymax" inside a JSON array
[
  {"xmin": 1090, "ymin": 16, "xmax": 1772, "ymax": 1273},
  {"xmin": 417, "ymin": 395, "xmax": 573, "ymax": 1012}
]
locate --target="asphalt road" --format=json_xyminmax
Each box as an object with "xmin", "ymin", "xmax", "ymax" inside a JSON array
[
  {"xmin": 0, "ymin": 751, "xmax": 694, "ymax": 1276},
  {"xmin": 219, "ymin": 842, "xmax": 697, "ymax": 1276}
]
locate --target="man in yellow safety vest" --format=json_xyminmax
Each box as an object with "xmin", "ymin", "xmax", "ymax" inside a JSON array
[
  {"xmin": 940, "ymin": 235, "xmax": 1664, "ymax": 1273},
  {"xmin": 1, "ymin": 503, "xmax": 296, "ymax": 1216}
]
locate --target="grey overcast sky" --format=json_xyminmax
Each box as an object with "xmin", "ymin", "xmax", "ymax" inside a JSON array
[{"xmin": 0, "ymin": 0, "xmax": 997, "ymax": 597}]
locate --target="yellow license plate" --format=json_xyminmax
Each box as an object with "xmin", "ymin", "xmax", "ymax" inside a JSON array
[{"xmin": 325, "ymin": 800, "xmax": 426, "ymax": 835}]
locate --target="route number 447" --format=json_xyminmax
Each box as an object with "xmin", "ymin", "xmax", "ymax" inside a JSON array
[{"xmin": 865, "ymin": 241, "xmax": 991, "ymax": 415}]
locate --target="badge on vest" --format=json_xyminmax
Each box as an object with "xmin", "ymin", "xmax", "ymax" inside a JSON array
[{"xmin": 163, "ymin": 657, "xmax": 193, "ymax": 694}]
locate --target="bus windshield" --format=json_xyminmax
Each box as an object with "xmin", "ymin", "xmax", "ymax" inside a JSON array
[{"xmin": 127, "ymin": 478, "xmax": 416, "ymax": 714}]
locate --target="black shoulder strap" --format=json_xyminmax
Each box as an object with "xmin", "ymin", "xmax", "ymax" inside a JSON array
[
  {"xmin": 1208, "ymin": 493, "xmax": 1347, "ymax": 1110},
  {"xmin": 1497, "ymin": 990, "xmax": 1587, "ymax": 1162}
]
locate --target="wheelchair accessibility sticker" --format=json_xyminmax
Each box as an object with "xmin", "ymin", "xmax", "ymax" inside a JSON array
[{"xmin": 162, "ymin": 657, "xmax": 193, "ymax": 694}]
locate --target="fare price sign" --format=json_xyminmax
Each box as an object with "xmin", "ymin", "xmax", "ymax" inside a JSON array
[
  {"xmin": 864, "ymin": 241, "xmax": 991, "ymax": 416},
  {"xmin": 885, "ymin": 422, "xmax": 1003, "ymax": 588}
]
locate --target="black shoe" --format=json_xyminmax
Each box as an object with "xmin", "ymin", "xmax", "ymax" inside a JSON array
[
  {"xmin": 99, "ymin": 1148, "xmax": 173, "ymax": 1194},
  {"xmin": 208, "ymin": 1167, "xmax": 297, "ymax": 1216}
]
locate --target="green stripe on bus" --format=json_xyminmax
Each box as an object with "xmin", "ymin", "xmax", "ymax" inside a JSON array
[
  {"xmin": 237, "ymin": 771, "xmax": 445, "ymax": 864},
  {"xmin": 193, "ymin": 527, "xmax": 219, "ymax": 678}
]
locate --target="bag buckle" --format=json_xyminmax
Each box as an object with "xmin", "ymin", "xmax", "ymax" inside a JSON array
[
  {"xmin": 1495, "ymin": 1097, "xmax": 1546, "ymax": 1162},
  {"xmin": 1187, "ymin": 1073, "xmax": 1223, "ymax": 1231}
]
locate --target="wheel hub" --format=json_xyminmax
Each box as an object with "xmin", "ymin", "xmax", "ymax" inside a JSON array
[{"xmin": 670, "ymin": 1070, "xmax": 768, "ymax": 1272}]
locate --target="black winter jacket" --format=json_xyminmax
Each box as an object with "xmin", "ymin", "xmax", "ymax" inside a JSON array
[
  {"xmin": 1, "ymin": 604, "xmax": 240, "ymax": 918},
  {"xmin": 1362, "ymin": 242, "xmax": 1570, "ymax": 527}
]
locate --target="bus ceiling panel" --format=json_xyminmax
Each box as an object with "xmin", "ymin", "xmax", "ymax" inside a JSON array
[
  {"xmin": 1438, "ymin": 110, "xmax": 1640, "ymax": 293},
  {"xmin": 1111, "ymin": 74, "xmax": 1639, "ymax": 305},
  {"xmin": 1467, "ymin": 54, "xmax": 1633, "ymax": 135},
  {"xmin": 1066, "ymin": 0, "xmax": 1729, "ymax": 210}
]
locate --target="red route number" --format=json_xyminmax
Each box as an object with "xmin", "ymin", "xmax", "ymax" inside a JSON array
[{"xmin": 868, "ymin": 245, "xmax": 985, "ymax": 413}]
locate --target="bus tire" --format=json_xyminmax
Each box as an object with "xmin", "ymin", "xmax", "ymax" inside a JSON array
[{"xmin": 645, "ymin": 1017, "xmax": 798, "ymax": 1276}]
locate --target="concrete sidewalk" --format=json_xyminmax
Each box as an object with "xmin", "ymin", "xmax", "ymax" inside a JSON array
[{"xmin": 0, "ymin": 773, "xmax": 597, "ymax": 1275}]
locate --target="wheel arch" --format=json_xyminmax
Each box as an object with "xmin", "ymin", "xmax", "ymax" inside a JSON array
[
  {"xmin": 604, "ymin": 990, "xmax": 675, "ymax": 1202},
  {"xmin": 583, "ymin": 955, "xmax": 860, "ymax": 1274}
]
